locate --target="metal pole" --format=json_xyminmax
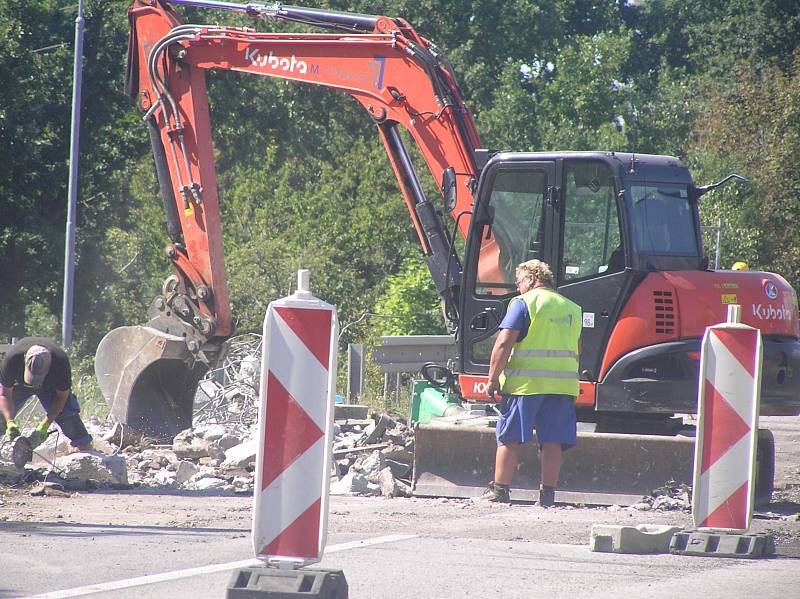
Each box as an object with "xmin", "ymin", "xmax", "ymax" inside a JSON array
[
  {"xmin": 347, "ymin": 343, "xmax": 364, "ymax": 404},
  {"xmin": 715, "ymin": 218, "xmax": 722, "ymax": 270},
  {"xmin": 395, "ymin": 372, "xmax": 401, "ymax": 407},
  {"xmin": 62, "ymin": 0, "xmax": 85, "ymax": 348}
]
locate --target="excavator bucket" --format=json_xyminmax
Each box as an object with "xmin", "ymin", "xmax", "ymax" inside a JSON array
[
  {"xmin": 412, "ymin": 420, "xmax": 776, "ymax": 506},
  {"xmin": 95, "ymin": 326, "xmax": 209, "ymax": 441}
]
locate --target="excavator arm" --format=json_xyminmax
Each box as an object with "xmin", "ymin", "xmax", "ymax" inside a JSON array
[
  {"xmin": 127, "ymin": 0, "xmax": 483, "ymax": 338},
  {"xmin": 97, "ymin": 0, "xmax": 484, "ymax": 437}
]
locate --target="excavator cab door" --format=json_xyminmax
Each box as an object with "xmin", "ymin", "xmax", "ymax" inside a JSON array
[
  {"xmin": 459, "ymin": 155, "xmax": 635, "ymax": 387},
  {"xmin": 459, "ymin": 157, "xmax": 557, "ymax": 376},
  {"xmin": 553, "ymin": 158, "xmax": 635, "ymax": 385}
]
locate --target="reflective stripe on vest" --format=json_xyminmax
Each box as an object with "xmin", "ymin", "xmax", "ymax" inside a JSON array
[
  {"xmin": 500, "ymin": 288, "xmax": 581, "ymax": 397},
  {"xmin": 511, "ymin": 349, "xmax": 579, "ymax": 359},
  {"xmin": 504, "ymin": 368, "xmax": 579, "ymax": 380}
]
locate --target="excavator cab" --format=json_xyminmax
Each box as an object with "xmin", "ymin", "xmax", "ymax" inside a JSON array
[{"xmin": 458, "ymin": 151, "xmax": 704, "ymax": 404}]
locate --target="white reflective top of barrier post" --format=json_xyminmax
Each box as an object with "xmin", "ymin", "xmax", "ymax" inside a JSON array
[
  {"xmin": 296, "ymin": 268, "xmax": 311, "ymax": 298},
  {"xmin": 727, "ymin": 304, "xmax": 742, "ymax": 324}
]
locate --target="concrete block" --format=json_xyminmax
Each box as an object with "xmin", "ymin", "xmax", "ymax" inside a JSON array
[
  {"xmin": 670, "ymin": 530, "xmax": 776, "ymax": 557},
  {"xmin": 334, "ymin": 404, "xmax": 369, "ymax": 420},
  {"xmin": 227, "ymin": 567, "xmax": 347, "ymax": 598},
  {"xmin": 590, "ymin": 524, "xmax": 683, "ymax": 554}
]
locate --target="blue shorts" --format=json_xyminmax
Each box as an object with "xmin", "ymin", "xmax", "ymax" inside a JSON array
[{"xmin": 495, "ymin": 394, "xmax": 576, "ymax": 450}]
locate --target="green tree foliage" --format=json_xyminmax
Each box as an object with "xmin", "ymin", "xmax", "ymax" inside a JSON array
[
  {"xmin": 0, "ymin": 0, "xmax": 75, "ymax": 337},
  {"xmin": 220, "ymin": 130, "xmax": 414, "ymax": 338},
  {"xmin": 692, "ymin": 53, "xmax": 800, "ymax": 284},
  {"xmin": 372, "ymin": 254, "xmax": 446, "ymax": 337},
  {"xmin": 0, "ymin": 0, "xmax": 150, "ymax": 354}
]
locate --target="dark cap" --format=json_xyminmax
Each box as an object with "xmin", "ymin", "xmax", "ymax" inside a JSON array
[{"xmin": 24, "ymin": 345, "xmax": 52, "ymax": 387}]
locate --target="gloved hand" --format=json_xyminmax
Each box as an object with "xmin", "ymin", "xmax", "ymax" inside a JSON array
[
  {"xmin": 4, "ymin": 419, "xmax": 20, "ymax": 440},
  {"xmin": 27, "ymin": 419, "xmax": 51, "ymax": 449}
]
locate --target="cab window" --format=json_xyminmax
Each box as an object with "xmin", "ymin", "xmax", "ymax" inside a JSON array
[
  {"xmin": 475, "ymin": 169, "xmax": 546, "ymax": 296},
  {"xmin": 562, "ymin": 162, "xmax": 622, "ymax": 282}
]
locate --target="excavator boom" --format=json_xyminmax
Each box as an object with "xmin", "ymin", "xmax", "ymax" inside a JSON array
[{"xmin": 98, "ymin": 0, "xmax": 482, "ymax": 438}]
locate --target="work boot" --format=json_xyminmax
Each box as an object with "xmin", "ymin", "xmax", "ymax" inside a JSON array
[
  {"xmin": 481, "ymin": 482, "xmax": 510, "ymax": 503},
  {"xmin": 536, "ymin": 486, "xmax": 555, "ymax": 508}
]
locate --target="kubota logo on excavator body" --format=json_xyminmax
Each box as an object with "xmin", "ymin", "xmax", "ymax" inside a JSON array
[{"xmin": 245, "ymin": 48, "xmax": 318, "ymax": 75}]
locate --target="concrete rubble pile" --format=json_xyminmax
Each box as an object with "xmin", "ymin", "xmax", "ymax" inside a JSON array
[
  {"xmin": 627, "ymin": 480, "xmax": 692, "ymax": 512},
  {"xmin": 0, "ymin": 333, "xmax": 415, "ymax": 498},
  {"xmin": 329, "ymin": 410, "xmax": 415, "ymax": 498}
]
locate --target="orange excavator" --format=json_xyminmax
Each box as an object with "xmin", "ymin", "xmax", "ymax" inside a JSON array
[{"xmin": 97, "ymin": 0, "xmax": 800, "ymax": 503}]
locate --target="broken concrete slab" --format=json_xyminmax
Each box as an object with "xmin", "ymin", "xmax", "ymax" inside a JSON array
[
  {"xmin": 152, "ymin": 469, "xmax": 177, "ymax": 487},
  {"xmin": 193, "ymin": 423, "xmax": 227, "ymax": 442},
  {"xmin": 30, "ymin": 481, "xmax": 71, "ymax": 497},
  {"xmin": 352, "ymin": 450, "xmax": 385, "ymax": 479},
  {"xmin": 55, "ymin": 452, "xmax": 128, "ymax": 486},
  {"xmin": 384, "ymin": 458, "xmax": 411, "ymax": 479},
  {"xmin": 222, "ymin": 439, "xmax": 257, "ymax": 469},
  {"xmin": 216, "ymin": 433, "xmax": 242, "ymax": 451},
  {"xmin": 192, "ymin": 477, "xmax": 227, "ymax": 491},
  {"xmin": 362, "ymin": 416, "xmax": 391, "ymax": 446},
  {"xmin": 173, "ymin": 429, "xmax": 217, "ymax": 460},
  {"xmin": 138, "ymin": 448, "xmax": 179, "ymax": 465},
  {"xmin": 590, "ymin": 524, "xmax": 683, "ymax": 554},
  {"xmin": 329, "ymin": 472, "xmax": 380, "ymax": 496},
  {"xmin": 175, "ymin": 460, "xmax": 200, "ymax": 485},
  {"xmin": 378, "ymin": 467, "xmax": 399, "ymax": 498},
  {"xmin": 0, "ymin": 460, "xmax": 19, "ymax": 478}
]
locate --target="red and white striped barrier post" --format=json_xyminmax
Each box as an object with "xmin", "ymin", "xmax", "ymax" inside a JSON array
[
  {"xmin": 253, "ymin": 269, "xmax": 338, "ymax": 567},
  {"xmin": 693, "ymin": 304, "xmax": 762, "ymax": 531}
]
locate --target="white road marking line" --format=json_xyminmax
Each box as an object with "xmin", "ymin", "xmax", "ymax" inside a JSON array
[{"xmin": 28, "ymin": 533, "xmax": 416, "ymax": 598}]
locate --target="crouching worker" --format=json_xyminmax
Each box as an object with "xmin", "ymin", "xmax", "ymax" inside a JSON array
[
  {"xmin": 0, "ymin": 337, "xmax": 93, "ymax": 451},
  {"xmin": 482, "ymin": 260, "xmax": 581, "ymax": 507}
]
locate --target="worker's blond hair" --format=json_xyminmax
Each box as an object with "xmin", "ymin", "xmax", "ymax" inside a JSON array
[{"xmin": 516, "ymin": 259, "xmax": 554, "ymax": 288}]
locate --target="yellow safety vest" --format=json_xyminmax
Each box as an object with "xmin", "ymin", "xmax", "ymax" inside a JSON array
[{"xmin": 500, "ymin": 287, "xmax": 582, "ymax": 397}]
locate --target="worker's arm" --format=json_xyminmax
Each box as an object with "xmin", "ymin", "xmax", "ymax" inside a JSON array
[
  {"xmin": 486, "ymin": 328, "xmax": 520, "ymax": 401},
  {"xmin": 44, "ymin": 389, "xmax": 70, "ymax": 426}
]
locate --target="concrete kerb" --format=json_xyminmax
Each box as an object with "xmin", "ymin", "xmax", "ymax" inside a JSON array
[{"xmin": 590, "ymin": 524, "xmax": 684, "ymax": 554}]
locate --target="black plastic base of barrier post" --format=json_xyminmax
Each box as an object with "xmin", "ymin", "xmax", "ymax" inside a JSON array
[
  {"xmin": 227, "ymin": 567, "xmax": 348, "ymax": 598},
  {"xmin": 669, "ymin": 530, "xmax": 776, "ymax": 558}
]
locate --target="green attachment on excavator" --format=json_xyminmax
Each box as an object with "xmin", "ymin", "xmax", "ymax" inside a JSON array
[{"xmin": 410, "ymin": 380, "xmax": 464, "ymax": 424}]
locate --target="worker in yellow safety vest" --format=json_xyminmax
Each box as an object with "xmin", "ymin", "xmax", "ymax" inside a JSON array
[{"xmin": 482, "ymin": 259, "xmax": 582, "ymax": 507}]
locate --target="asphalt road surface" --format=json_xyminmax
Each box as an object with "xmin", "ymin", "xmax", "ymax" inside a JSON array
[{"xmin": 1, "ymin": 416, "xmax": 799, "ymax": 598}]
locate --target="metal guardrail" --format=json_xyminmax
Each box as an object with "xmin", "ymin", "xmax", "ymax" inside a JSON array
[
  {"xmin": 369, "ymin": 335, "xmax": 459, "ymax": 407},
  {"xmin": 371, "ymin": 335, "xmax": 458, "ymax": 374}
]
